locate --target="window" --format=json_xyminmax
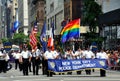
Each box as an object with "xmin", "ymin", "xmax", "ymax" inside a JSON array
[{"xmin": 50, "ymin": 2, "xmax": 54, "ymax": 12}]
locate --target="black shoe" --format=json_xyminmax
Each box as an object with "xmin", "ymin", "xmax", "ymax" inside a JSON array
[
  {"xmin": 50, "ymin": 75, "xmax": 53, "ymax": 77},
  {"xmin": 100, "ymin": 75, "xmax": 106, "ymax": 77},
  {"xmin": 3, "ymin": 71, "xmax": 7, "ymax": 73}
]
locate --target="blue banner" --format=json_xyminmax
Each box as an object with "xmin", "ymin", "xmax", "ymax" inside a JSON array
[
  {"xmin": 3, "ymin": 42, "xmax": 12, "ymax": 51},
  {"xmin": 48, "ymin": 59, "xmax": 108, "ymax": 72}
]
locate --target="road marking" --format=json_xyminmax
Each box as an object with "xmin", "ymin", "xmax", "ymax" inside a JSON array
[
  {"xmin": 14, "ymin": 78, "xmax": 50, "ymax": 81},
  {"xmin": 64, "ymin": 78, "xmax": 120, "ymax": 81}
]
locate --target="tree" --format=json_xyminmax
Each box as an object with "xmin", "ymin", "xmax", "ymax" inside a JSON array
[
  {"xmin": 12, "ymin": 33, "xmax": 28, "ymax": 45},
  {"xmin": 84, "ymin": 32, "xmax": 105, "ymax": 49},
  {"xmin": 82, "ymin": 0, "xmax": 102, "ymax": 32},
  {"xmin": 1, "ymin": 38, "xmax": 9, "ymax": 43},
  {"xmin": 81, "ymin": 0, "xmax": 103, "ymax": 49}
]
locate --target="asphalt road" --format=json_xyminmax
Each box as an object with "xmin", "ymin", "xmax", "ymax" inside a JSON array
[{"xmin": 0, "ymin": 63, "xmax": 120, "ymax": 81}]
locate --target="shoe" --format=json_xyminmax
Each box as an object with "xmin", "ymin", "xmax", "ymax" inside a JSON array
[
  {"xmin": 100, "ymin": 75, "xmax": 106, "ymax": 77},
  {"xmin": 50, "ymin": 74, "xmax": 53, "ymax": 77},
  {"xmin": 47, "ymin": 75, "xmax": 50, "ymax": 77},
  {"xmin": 36, "ymin": 74, "xmax": 39, "ymax": 75}
]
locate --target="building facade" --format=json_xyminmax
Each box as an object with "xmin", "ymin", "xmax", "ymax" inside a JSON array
[
  {"xmin": 0, "ymin": 0, "xmax": 9, "ymax": 39},
  {"xmin": 18, "ymin": 0, "xmax": 29, "ymax": 35},
  {"xmin": 29, "ymin": 0, "xmax": 45, "ymax": 34},
  {"xmin": 45, "ymin": 0, "xmax": 64, "ymax": 36},
  {"xmin": 98, "ymin": 0, "xmax": 120, "ymax": 49},
  {"xmin": 64, "ymin": 0, "xmax": 81, "ymax": 20}
]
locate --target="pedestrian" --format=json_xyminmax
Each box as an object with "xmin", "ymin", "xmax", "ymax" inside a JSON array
[
  {"xmin": 12, "ymin": 50, "xmax": 22, "ymax": 71},
  {"xmin": 74, "ymin": 48, "xmax": 83, "ymax": 75},
  {"xmin": 83, "ymin": 47, "xmax": 95, "ymax": 75},
  {"xmin": 20, "ymin": 47, "xmax": 32, "ymax": 76},
  {"xmin": 41, "ymin": 50, "xmax": 46, "ymax": 75},
  {"xmin": 43, "ymin": 46, "xmax": 55, "ymax": 77},
  {"xmin": 31, "ymin": 46, "xmax": 41, "ymax": 75},
  {"xmin": 64, "ymin": 48, "xmax": 74, "ymax": 75},
  {"xmin": 28, "ymin": 49, "xmax": 32, "ymax": 72},
  {"xmin": 0, "ymin": 48, "xmax": 7, "ymax": 73},
  {"xmin": 96, "ymin": 49, "xmax": 108, "ymax": 77}
]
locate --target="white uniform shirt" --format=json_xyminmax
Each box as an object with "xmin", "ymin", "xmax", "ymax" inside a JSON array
[
  {"xmin": 84, "ymin": 50, "xmax": 95, "ymax": 59},
  {"xmin": 35, "ymin": 49, "xmax": 41, "ymax": 57},
  {"xmin": 96, "ymin": 52, "xmax": 108, "ymax": 59},
  {"xmin": 0, "ymin": 51, "xmax": 3, "ymax": 56},
  {"xmin": 0, "ymin": 51, "xmax": 6, "ymax": 60},
  {"xmin": 74, "ymin": 51, "xmax": 83, "ymax": 59},
  {"xmin": 21, "ymin": 50, "xmax": 31, "ymax": 59},
  {"xmin": 65, "ymin": 51, "xmax": 74, "ymax": 59},
  {"xmin": 44, "ymin": 50, "xmax": 54, "ymax": 59},
  {"xmin": 32, "ymin": 49, "xmax": 40, "ymax": 57},
  {"xmin": 52, "ymin": 50, "xmax": 59, "ymax": 59},
  {"xmin": 12, "ymin": 52, "xmax": 22, "ymax": 59}
]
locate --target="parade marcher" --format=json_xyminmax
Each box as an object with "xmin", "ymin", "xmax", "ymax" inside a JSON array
[
  {"xmin": 28, "ymin": 49, "xmax": 32, "ymax": 72},
  {"xmin": 74, "ymin": 48, "xmax": 83, "ymax": 74},
  {"xmin": 43, "ymin": 46, "xmax": 55, "ymax": 77},
  {"xmin": 5, "ymin": 51, "xmax": 11, "ymax": 71},
  {"xmin": 0, "ymin": 48, "xmax": 7, "ymax": 73},
  {"xmin": 64, "ymin": 48, "xmax": 74, "ymax": 75},
  {"xmin": 31, "ymin": 46, "xmax": 41, "ymax": 75},
  {"xmin": 83, "ymin": 47, "xmax": 95, "ymax": 75},
  {"xmin": 96, "ymin": 49, "xmax": 108, "ymax": 77},
  {"xmin": 41, "ymin": 50, "xmax": 46, "ymax": 75},
  {"xmin": 20, "ymin": 47, "xmax": 32, "ymax": 76},
  {"xmin": 12, "ymin": 50, "xmax": 22, "ymax": 71}
]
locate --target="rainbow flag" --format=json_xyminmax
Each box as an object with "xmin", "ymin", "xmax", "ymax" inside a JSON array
[{"xmin": 61, "ymin": 18, "xmax": 80, "ymax": 43}]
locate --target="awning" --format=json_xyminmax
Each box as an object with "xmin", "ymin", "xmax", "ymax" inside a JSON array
[{"xmin": 98, "ymin": 8, "xmax": 120, "ymax": 27}]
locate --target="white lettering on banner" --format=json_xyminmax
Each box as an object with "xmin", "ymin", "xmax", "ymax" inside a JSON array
[
  {"xmin": 82, "ymin": 60, "xmax": 91, "ymax": 64},
  {"xmin": 72, "ymin": 63, "xmax": 96, "ymax": 69},
  {"xmin": 59, "ymin": 66, "xmax": 71, "ymax": 71},
  {"xmin": 81, "ymin": 63, "xmax": 96, "ymax": 68},
  {"xmin": 72, "ymin": 61, "xmax": 81, "ymax": 65},
  {"xmin": 62, "ymin": 62, "xmax": 70, "ymax": 66}
]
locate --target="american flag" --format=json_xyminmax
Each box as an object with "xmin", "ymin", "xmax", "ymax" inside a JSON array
[
  {"xmin": 33, "ymin": 21, "xmax": 38, "ymax": 34},
  {"xmin": 29, "ymin": 27, "xmax": 38, "ymax": 50}
]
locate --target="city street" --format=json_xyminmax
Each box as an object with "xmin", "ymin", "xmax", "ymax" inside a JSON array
[{"xmin": 0, "ymin": 63, "xmax": 120, "ymax": 81}]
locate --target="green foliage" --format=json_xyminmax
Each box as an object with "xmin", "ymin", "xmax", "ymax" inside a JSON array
[
  {"xmin": 84, "ymin": 32, "xmax": 104, "ymax": 49},
  {"xmin": 1, "ymin": 32, "xmax": 41, "ymax": 49},
  {"xmin": 82, "ymin": 0, "xmax": 102, "ymax": 32},
  {"xmin": 13, "ymin": 33, "xmax": 28, "ymax": 45},
  {"xmin": 1, "ymin": 38, "xmax": 9, "ymax": 43}
]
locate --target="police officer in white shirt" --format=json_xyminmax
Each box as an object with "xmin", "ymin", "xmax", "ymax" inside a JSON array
[
  {"xmin": 12, "ymin": 50, "xmax": 22, "ymax": 71},
  {"xmin": 0, "ymin": 49, "xmax": 7, "ymax": 73},
  {"xmin": 20, "ymin": 47, "xmax": 32, "ymax": 76},
  {"xmin": 74, "ymin": 48, "xmax": 83, "ymax": 74},
  {"xmin": 83, "ymin": 47, "xmax": 95, "ymax": 75},
  {"xmin": 96, "ymin": 49, "xmax": 108, "ymax": 77},
  {"xmin": 64, "ymin": 48, "xmax": 74, "ymax": 75},
  {"xmin": 43, "ymin": 46, "xmax": 55, "ymax": 77},
  {"xmin": 31, "ymin": 46, "xmax": 41, "ymax": 75}
]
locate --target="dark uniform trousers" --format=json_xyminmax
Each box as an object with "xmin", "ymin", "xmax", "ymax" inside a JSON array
[
  {"xmin": 42, "ymin": 58, "xmax": 47, "ymax": 75},
  {"xmin": 31, "ymin": 57, "xmax": 40, "ymax": 75},
  {"xmin": 15, "ymin": 59, "xmax": 22, "ymax": 71},
  {"xmin": 85, "ymin": 69, "xmax": 91, "ymax": 75},
  {"xmin": 100, "ymin": 69, "xmax": 106, "ymax": 77},
  {"xmin": 45, "ymin": 60, "xmax": 53, "ymax": 77},
  {"xmin": 22, "ymin": 58, "xmax": 29, "ymax": 75},
  {"xmin": 0, "ymin": 60, "xmax": 7, "ymax": 73}
]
